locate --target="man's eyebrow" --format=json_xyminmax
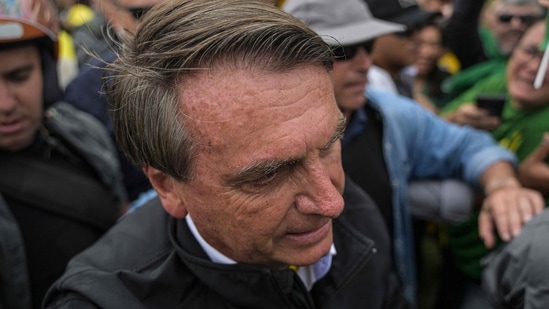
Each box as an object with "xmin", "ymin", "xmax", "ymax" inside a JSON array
[
  {"xmin": 320, "ymin": 113, "xmax": 347, "ymax": 152},
  {"xmin": 4, "ymin": 64, "xmax": 33, "ymax": 77},
  {"xmin": 226, "ymin": 113, "xmax": 346, "ymax": 186},
  {"xmin": 226, "ymin": 158, "xmax": 299, "ymax": 186}
]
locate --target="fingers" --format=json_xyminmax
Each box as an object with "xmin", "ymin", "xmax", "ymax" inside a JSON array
[
  {"xmin": 479, "ymin": 208, "xmax": 496, "ymax": 249},
  {"xmin": 455, "ymin": 104, "xmax": 500, "ymax": 130},
  {"xmin": 479, "ymin": 189, "xmax": 545, "ymax": 249}
]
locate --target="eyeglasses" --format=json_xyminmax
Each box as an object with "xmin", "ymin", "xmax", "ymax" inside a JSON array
[
  {"xmin": 332, "ymin": 40, "xmax": 375, "ymax": 61},
  {"xmin": 515, "ymin": 46, "xmax": 544, "ymax": 61},
  {"xmin": 497, "ymin": 14, "xmax": 541, "ymax": 25}
]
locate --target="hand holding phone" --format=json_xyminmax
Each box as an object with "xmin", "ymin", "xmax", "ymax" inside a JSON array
[{"xmin": 475, "ymin": 94, "xmax": 506, "ymax": 118}]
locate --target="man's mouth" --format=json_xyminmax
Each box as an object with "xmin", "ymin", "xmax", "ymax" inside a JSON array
[
  {"xmin": 0, "ymin": 119, "xmax": 24, "ymax": 134},
  {"xmin": 285, "ymin": 221, "xmax": 331, "ymax": 245}
]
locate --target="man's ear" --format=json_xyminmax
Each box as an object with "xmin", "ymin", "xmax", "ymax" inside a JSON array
[{"xmin": 143, "ymin": 166, "xmax": 188, "ymax": 218}]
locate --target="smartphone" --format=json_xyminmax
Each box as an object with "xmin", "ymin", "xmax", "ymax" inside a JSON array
[{"xmin": 475, "ymin": 94, "xmax": 506, "ymax": 117}]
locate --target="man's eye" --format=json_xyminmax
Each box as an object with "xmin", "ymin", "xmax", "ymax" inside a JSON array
[
  {"xmin": 250, "ymin": 170, "xmax": 278, "ymax": 187},
  {"xmin": 247, "ymin": 161, "xmax": 298, "ymax": 189},
  {"xmin": 8, "ymin": 72, "xmax": 31, "ymax": 83}
]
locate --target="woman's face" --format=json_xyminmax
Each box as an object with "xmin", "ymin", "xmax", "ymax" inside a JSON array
[
  {"xmin": 415, "ymin": 25, "xmax": 445, "ymax": 77},
  {"xmin": 507, "ymin": 22, "xmax": 549, "ymax": 110}
]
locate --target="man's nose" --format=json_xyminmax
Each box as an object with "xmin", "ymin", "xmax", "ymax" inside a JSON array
[
  {"xmin": 0, "ymin": 81, "xmax": 17, "ymax": 114},
  {"xmin": 352, "ymin": 46, "xmax": 372, "ymax": 72},
  {"xmin": 295, "ymin": 159, "xmax": 344, "ymax": 218}
]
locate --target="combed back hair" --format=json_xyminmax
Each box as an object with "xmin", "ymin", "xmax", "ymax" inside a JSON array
[{"xmin": 106, "ymin": 0, "xmax": 334, "ymax": 182}]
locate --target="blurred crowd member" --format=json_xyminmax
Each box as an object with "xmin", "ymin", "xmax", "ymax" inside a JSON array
[
  {"xmin": 413, "ymin": 20, "xmax": 452, "ymax": 112},
  {"xmin": 63, "ymin": 0, "xmax": 168, "ymax": 204},
  {"xmin": 53, "ymin": 0, "xmax": 94, "ymax": 31},
  {"xmin": 442, "ymin": 0, "xmax": 545, "ymax": 102},
  {"xmin": 0, "ymin": 0, "xmax": 126, "ymax": 307},
  {"xmin": 51, "ymin": 0, "xmax": 92, "ymax": 85},
  {"xmin": 285, "ymin": 0, "xmax": 544, "ymax": 306},
  {"xmin": 366, "ymin": 0, "xmax": 441, "ymax": 98},
  {"xmin": 417, "ymin": 0, "xmax": 453, "ymax": 18},
  {"xmin": 439, "ymin": 19, "xmax": 549, "ymax": 308},
  {"xmin": 417, "ymin": 0, "xmax": 460, "ymax": 79},
  {"xmin": 44, "ymin": 0, "xmax": 410, "ymax": 307},
  {"xmin": 69, "ymin": 0, "xmax": 112, "ymax": 68},
  {"xmin": 482, "ymin": 0, "xmax": 545, "ymax": 59}
]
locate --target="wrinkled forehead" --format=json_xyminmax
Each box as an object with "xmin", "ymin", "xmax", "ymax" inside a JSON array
[
  {"xmin": 183, "ymin": 65, "xmax": 329, "ymax": 105},
  {"xmin": 178, "ymin": 66, "xmax": 336, "ymax": 143}
]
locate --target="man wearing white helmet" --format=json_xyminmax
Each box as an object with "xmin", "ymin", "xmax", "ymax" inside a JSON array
[{"xmin": 0, "ymin": 0, "xmax": 126, "ymax": 307}]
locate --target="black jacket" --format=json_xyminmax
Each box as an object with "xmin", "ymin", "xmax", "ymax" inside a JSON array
[
  {"xmin": 0, "ymin": 102, "xmax": 124, "ymax": 309},
  {"xmin": 44, "ymin": 177, "xmax": 409, "ymax": 309}
]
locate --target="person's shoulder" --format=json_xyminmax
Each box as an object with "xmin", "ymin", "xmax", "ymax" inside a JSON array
[
  {"xmin": 71, "ymin": 198, "xmax": 173, "ymax": 270},
  {"xmin": 45, "ymin": 102, "xmax": 108, "ymax": 140},
  {"xmin": 44, "ymin": 199, "xmax": 177, "ymax": 307}
]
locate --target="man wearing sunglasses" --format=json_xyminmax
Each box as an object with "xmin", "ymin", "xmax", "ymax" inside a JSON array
[
  {"xmin": 285, "ymin": 0, "xmax": 545, "ymax": 306},
  {"xmin": 443, "ymin": 0, "xmax": 545, "ymax": 102}
]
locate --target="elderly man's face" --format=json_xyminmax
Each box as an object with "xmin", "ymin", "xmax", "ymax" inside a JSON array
[
  {"xmin": 0, "ymin": 45, "xmax": 43, "ymax": 151},
  {"xmin": 488, "ymin": 3, "xmax": 543, "ymax": 56},
  {"xmin": 507, "ymin": 22, "xmax": 549, "ymax": 109},
  {"xmin": 157, "ymin": 65, "xmax": 345, "ymax": 268}
]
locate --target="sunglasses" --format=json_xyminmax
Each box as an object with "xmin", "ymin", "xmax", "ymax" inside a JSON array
[
  {"xmin": 332, "ymin": 40, "xmax": 375, "ymax": 61},
  {"xmin": 497, "ymin": 14, "xmax": 541, "ymax": 25}
]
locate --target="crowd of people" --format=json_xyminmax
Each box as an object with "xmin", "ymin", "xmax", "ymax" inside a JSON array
[{"xmin": 1, "ymin": 0, "xmax": 548, "ymax": 308}]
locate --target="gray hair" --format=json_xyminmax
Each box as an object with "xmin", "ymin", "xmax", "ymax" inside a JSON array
[
  {"xmin": 107, "ymin": 0, "xmax": 334, "ymax": 182},
  {"xmin": 495, "ymin": 0, "xmax": 545, "ymax": 15}
]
